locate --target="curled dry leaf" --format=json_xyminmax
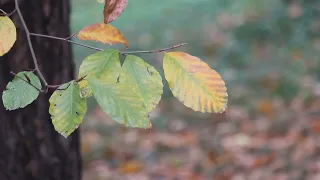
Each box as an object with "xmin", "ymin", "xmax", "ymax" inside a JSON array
[
  {"xmin": 104, "ymin": 0, "xmax": 128, "ymax": 23},
  {"xmin": 78, "ymin": 23, "xmax": 129, "ymax": 48}
]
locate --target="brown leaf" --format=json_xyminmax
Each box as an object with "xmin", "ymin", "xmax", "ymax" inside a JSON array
[
  {"xmin": 119, "ymin": 160, "xmax": 142, "ymax": 173},
  {"xmin": 311, "ymin": 119, "xmax": 320, "ymax": 133},
  {"xmin": 104, "ymin": 0, "xmax": 128, "ymax": 24},
  {"xmin": 252, "ymin": 153, "xmax": 275, "ymax": 168},
  {"xmin": 257, "ymin": 99, "xmax": 274, "ymax": 119},
  {"xmin": 78, "ymin": 23, "xmax": 129, "ymax": 48}
]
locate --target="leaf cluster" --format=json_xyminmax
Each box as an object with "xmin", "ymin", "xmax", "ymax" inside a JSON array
[{"xmin": 0, "ymin": 0, "xmax": 228, "ymax": 137}]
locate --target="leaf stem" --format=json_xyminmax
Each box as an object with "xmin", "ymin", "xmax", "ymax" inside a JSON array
[
  {"xmin": 0, "ymin": 8, "xmax": 16, "ymax": 16},
  {"xmin": 12, "ymin": 0, "xmax": 186, "ymax": 94},
  {"xmin": 29, "ymin": 33, "xmax": 186, "ymax": 55},
  {"xmin": 10, "ymin": 71, "xmax": 43, "ymax": 93},
  {"xmin": 46, "ymin": 76, "xmax": 87, "ymax": 90},
  {"xmin": 30, "ymin": 33, "xmax": 104, "ymax": 51},
  {"xmin": 120, "ymin": 43, "xmax": 187, "ymax": 55},
  {"xmin": 14, "ymin": 0, "xmax": 48, "ymax": 92}
]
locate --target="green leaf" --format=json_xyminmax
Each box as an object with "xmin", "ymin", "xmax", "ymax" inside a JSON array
[
  {"xmin": 2, "ymin": 71, "xmax": 41, "ymax": 110},
  {"xmin": 122, "ymin": 55, "xmax": 163, "ymax": 112},
  {"xmin": 78, "ymin": 49, "xmax": 120, "ymax": 97},
  {"xmin": 49, "ymin": 81, "xmax": 87, "ymax": 138},
  {"xmin": 88, "ymin": 76, "xmax": 151, "ymax": 128}
]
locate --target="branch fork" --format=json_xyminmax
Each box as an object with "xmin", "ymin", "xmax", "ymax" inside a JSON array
[{"xmin": 12, "ymin": 0, "xmax": 186, "ymax": 93}]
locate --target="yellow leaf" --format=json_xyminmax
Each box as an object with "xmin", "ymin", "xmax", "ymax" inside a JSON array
[
  {"xmin": 163, "ymin": 52, "xmax": 228, "ymax": 113},
  {"xmin": 78, "ymin": 23, "xmax": 129, "ymax": 48},
  {"xmin": 0, "ymin": 16, "xmax": 16, "ymax": 56}
]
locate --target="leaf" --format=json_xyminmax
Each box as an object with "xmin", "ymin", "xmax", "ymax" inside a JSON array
[
  {"xmin": 49, "ymin": 81, "xmax": 87, "ymax": 138},
  {"xmin": 104, "ymin": 0, "xmax": 128, "ymax": 24},
  {"xmin": 257, "ymin": 99, "xmax": 274, "ymax": 119},
  {"xmin": 78, "ymin": 49, "xmax": 121, "ymax": 97},
  {"xmin": 88, "ymin": 77, "xmax": 151, "ymax": 128},
  {"xmin": 78, "ymin": 23, "xmax": 129, "ymax": 48},
  {"xmin": 79, "ymin": 49, "xmax": 120, "ymax": 78},
  {"xmin": 2, "ymin": 71, "xmax": 41, "ymax": 110},
  {"xmin": 119, "ymin": 160, "xmax": 143, "ymax": 173},
  {"xmin": 0, "ymin": 16, "xmax": 16, "ymax": 56},
  {"xmin": 97, "ymin": 0, "xmax": 105, "ymax": 3},
  {"xmin": 122, "ymin": 55, "xmax": 163, "ymax": 112},
  {"xmin": 163, "ymin": 52, "xmax": 228, "ymax": 113}
]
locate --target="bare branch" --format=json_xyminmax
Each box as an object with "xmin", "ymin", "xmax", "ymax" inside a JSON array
[
  {"xmin": 14, "ymin": 0, "xmax": 48, "ymax": 92},
  {"xmin": 30, "ymin": 33, "xmax": 103, "ymax": 51},
  {"xmin": 12, "ymin": 0, "xmax": 187, "ymax": 94},
  {"xmin": 29, "ymin": 33, "xmax": 186, "ymax": 55},
  {"xmin": 76, "ymin": 75, "xmax": 87, "ymax": 83},
  {"xmin": 65, "ymin": 32, "xmax": 77, "ymax": 40},
  {"xmin": 120, "ymin": 43, "xmax": 187, "ymax": 55},
  {"xmin": 0, "ymin": 9, "xmax": 5, "ymax": 15},
  {"xmin": 0, "ymin": 8, "xmax": 16, "ymax": 16},
  {"xmin": 46, "ymin": 76, "xmax": 87, "ymax": 90}
]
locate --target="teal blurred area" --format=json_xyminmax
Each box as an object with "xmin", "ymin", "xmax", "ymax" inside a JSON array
[
  {"xmin": 73, "ymin": 0, "xmax": 320, "ymax": 179},
  {"xmin": 72, "ymin": 0, "xmax": 320, "ymax": 106}
]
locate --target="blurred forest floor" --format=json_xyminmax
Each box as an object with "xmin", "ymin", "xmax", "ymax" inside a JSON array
[
  {"xmin": 81, "ymin": 99, "xmax": 319, "ymax": 180},
  {"xmin": 72, "ymin": 0, "xmax": 320, "ymax": 179}
]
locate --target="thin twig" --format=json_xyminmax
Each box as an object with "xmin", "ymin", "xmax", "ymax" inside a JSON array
[
  {"xmin": 30, "ymin": 32, "xmax": 186, "ymax": 55},
  {"xmin": 30, "ymin": 33, "xmax": 103, "ymax": 51},
  {"xmin": 56, "ymin": 83, "xmax": 71, "ymax": 91},
  {"xmin": 46, "ymin": 84, "xmax": 61, "ymax": 89},
  {"xmin": 76, "ymin": 75, "xmax": 87, "ymax": 83},
  {"xmin": 0, "ymin": 8, "xmax": 16, "ymax": 16},
  {"xmin": 0, "ymin": 9, "xmax": 5, "ymax": 15},
  {"xmin": 65, "ymin": 32, "xmax": 77, "ymax": 40},
  {"xmin": 12, "ymin": 0, "xmax": 186, "ymax": 93},
  {"xmin": 120, "ymin": 43, "xmax": 187, "ymax": 55},
  {"xmin": 14, "ymin": 0, "xmax": 48, "ymax": 92},
  {"xmin": 46, "ymin": 75, "xmax": 87, "ymax": 90},
  {"xmin": 7, "ymin": 9, "xmax": 17, "ymax": 16},
  {"xmin": 10, "ymin": 71, "xmax": 43, "ymax": 93}
]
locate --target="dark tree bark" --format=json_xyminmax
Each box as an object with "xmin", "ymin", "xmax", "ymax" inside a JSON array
[{"xmin": 0, "ymin": 0, "xmax": 81, "ymax": 179}]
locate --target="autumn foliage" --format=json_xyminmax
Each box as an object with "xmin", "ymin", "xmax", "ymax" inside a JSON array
[{"xmin": 0, "ymin": 0, "xmax": 227, "ymax": 137}]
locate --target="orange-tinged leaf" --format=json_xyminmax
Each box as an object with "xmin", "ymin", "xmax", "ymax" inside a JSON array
[
  {"xmin": 163, "ymin": 52, "xmax": 228, "ymax": 113},
  {"xmin": 104, "ymin": 0, "xmax": 128, "ymax": 23},
  {"xmin": 0, "ymin": 16, "xmax": 16, "ymax": 56},
  {"xmin": 119, "ymin": 160, "xmax": 142, "ymax": 173},
  {"xmin": 257, "ymin": 99, "xmax": 274, "ymax": 119},
  {"xmin": 311, "ymin": 119, "xmax": 320, "ymax": 133},
  {"xmin": 252, "ymin": 154, "xmax": 275, "ymax": 168},
  {"xmin": 78, "ymin": 23, "xmax": 129, "ymax": 48}
]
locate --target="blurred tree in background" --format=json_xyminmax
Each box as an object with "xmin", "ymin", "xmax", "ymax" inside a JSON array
[{"xmin": 0, "ymin": 0, "xmax": 81, "ymax": 179}]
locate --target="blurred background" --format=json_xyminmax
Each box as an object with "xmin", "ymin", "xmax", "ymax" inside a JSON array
[{"xmin": 72, "ymin": 0, "xmax": 320, "ymax": 179}]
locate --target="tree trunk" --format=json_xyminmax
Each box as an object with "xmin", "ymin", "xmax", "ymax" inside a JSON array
[{"xmin": 0, "ymin": 0, "xmax": 81, "ymax": 179}]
